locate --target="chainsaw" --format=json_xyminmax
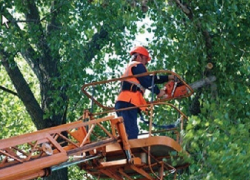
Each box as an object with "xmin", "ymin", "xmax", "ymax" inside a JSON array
[{"xmin": 164, "ymin": 76, "xmax": 216, "ymax": 99}]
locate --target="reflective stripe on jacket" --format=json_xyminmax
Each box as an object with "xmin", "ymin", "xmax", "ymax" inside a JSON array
[{"xmin": 116, "ymin": 61, "xmax": 147, "ymax": 110}]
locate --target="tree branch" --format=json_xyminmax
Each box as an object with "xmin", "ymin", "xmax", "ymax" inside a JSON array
[
  {"xmin": 174, "ymin": 0, "xmax": 193, "ymax": 19},
  {"xmin": 84, "ymin": 25, "xmax": 110, "ymax": 62},
  {"xmin": 174, "ymin": 1, "xmax": 213, "ymax": 72},
  {"xmin": 173, "ymin": 1, "xmax": 218, "ymax": 109},
  {"xmin": 0, "ymin": 50, "xmax": 46, "ymax": 130},
  {"xmin": 3, "ymin": 10, "xmax": 43, "ymax": 83},
  {"xmin": 25, "ymin": 0, "xmax": 54, "ymax": 76},
  {"xmin": 0, "ymin": 85, "xmax": 18, "ymax": 96},
  {"xmin": 47, "ymin": 0, "xmax": 64, "ymax": 34}
]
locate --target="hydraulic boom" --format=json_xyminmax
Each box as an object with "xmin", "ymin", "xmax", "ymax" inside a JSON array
[{"xmin": 0, "ymin": 70, "xmax": 215, "ymax": 180}]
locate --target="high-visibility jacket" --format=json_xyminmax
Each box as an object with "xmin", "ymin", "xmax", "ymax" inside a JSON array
[{"xmin": 116, "ymin": 61, "xmax": 147, "ymax": 110}]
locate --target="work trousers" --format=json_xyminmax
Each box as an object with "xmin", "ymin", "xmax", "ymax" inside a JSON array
[{"xmin": 115, "ymin": 101, "xmax": 139, "ymax": 139}]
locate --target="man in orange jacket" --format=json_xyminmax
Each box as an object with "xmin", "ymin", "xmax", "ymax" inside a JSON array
[{"xmin": 115, "ymin": 46, "xmax": 175, "ymax": 139}]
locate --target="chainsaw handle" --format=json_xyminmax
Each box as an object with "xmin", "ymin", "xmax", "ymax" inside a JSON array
[{"xmin": 174, "ymin": 75, "xmax": 181, "ymax": 83}]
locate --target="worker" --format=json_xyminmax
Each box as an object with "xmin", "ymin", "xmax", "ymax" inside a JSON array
[{"xmin": 115, "ymin": 46, "xmax": 175, "ymax": 139}]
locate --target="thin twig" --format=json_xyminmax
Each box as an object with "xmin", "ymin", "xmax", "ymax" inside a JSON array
[{"xmin": 0, "ymin": 85, "xmax": 18, "ymax": 96}]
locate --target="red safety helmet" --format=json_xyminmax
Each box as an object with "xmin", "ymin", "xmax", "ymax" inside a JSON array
[{"xmin": 130, "ymin": 46, "xmax": 151, "ymax": 61}]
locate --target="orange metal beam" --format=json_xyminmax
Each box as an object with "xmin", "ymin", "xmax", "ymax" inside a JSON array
[
  {"xmin": 118, "ymin": 168, "xmax": 133, "ymax": 180},
  {"xmin": 0, "ymin": 152, "xmax": 67, "ymax": 180},
  {"xmin": 130, "ymin": 164, "xmax": 154, "ymax": 180},
  {"xmin": 0, "ymin": 115, "xmax": 114, "ymax": 149},
  {"xmin": 99, "ymin": 169, "xmax": 124, "ymax": 180},
  {"xmin": 100, "ymin": 157, "xmax": 142, "ymax": 168},
  {"xmin": 0, "ymin": 115, "xmax": 124, "ymax": 180}
]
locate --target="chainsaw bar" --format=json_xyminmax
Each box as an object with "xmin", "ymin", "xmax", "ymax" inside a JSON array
[{"xmin": 189, "ymin": 76, "xmax": 216, "ymax": 90}]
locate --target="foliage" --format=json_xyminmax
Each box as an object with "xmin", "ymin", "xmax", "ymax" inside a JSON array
[
  {"xmin": 0, "ymin": 56, "xmax": 37, "ymax": 138},
  {"xmin": 0, "ymin": 0, "xmax": 250, "ymax": 180}
]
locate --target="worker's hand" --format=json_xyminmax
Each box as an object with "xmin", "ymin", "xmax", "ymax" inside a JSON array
[
  {"xmin": 169, "ymin": 75, "xmax": 181, "ymax": 83},
  {"xmin": 157, "ymin": 89, "xmax": 166, "ymax": 98},
  {"xmin": 168, "ymin": 75, "xmax": 175, "ymax": 80}
]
